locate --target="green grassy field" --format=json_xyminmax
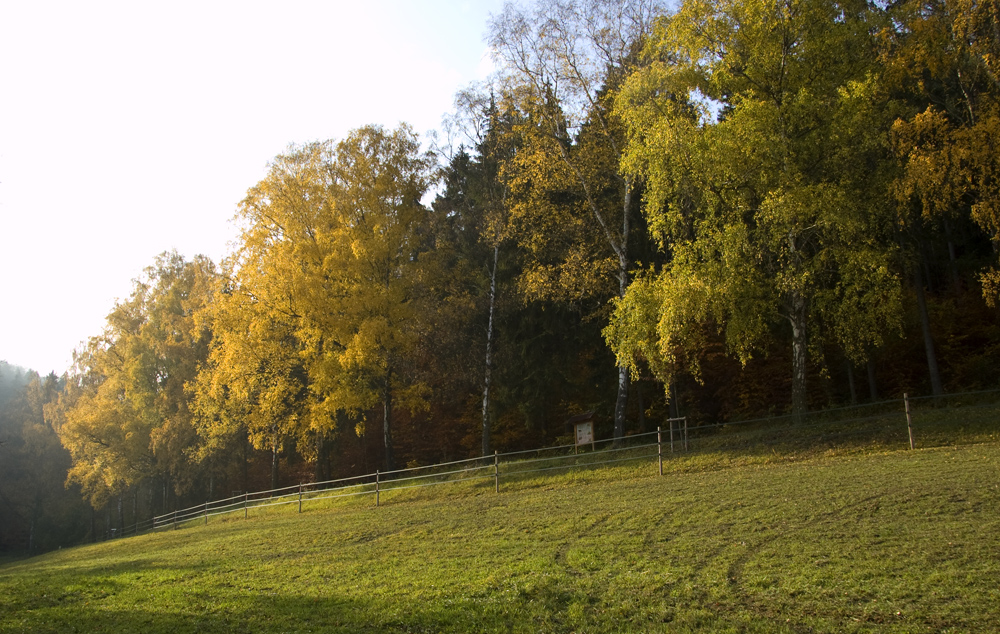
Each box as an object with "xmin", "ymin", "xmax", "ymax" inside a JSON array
[{"xmin": 2, "ymin": 440, "xmax": 999, "ymax": 633}]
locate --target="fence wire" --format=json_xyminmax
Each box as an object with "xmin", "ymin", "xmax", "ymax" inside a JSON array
[{"xmin": 99, "ymin": 388, "xmax": 999, "ymax": 541}]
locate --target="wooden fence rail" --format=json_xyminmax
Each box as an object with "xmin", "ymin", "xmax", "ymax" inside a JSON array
[{"xmin": 94, "ymin": 389, "xmax": 999, "ymax": 542}]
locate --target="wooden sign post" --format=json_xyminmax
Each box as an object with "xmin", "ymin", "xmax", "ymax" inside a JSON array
[{"xmin": 566, "ymin": 411, "xmax": 598, "ymax": 454}]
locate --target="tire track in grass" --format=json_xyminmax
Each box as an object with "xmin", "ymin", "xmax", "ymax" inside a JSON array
[
  {"xmin": 722, "ymin": 493, "xmax": 884, "ymax": 631},
  {"xmin": 632, "ymin": 497, "xmax": 747, "ymax": 616},
  {"xmin": 640, "ymin": 495, "xmax": 739, "ymax": 578},
  {"xmin": 552, "ymin": 513, "xmax": 611, "ymax": 577},
  {"xmin": 344, "ymin": 517, "xmax": 433, "ymax": 546}
]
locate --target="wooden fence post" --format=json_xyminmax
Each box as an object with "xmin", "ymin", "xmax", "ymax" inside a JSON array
[
  {"xmin": 494, "ymin": 451, "xmax": 500, "ymax": 493},
  {"xmin": 244, "ymin": 491, "xmax": 248, "ymax": 519},
  {"xmin": 205, "ymin": 501, "xmax": 209, "ymax": 525},
  {"xmin": 683, "ymin": 417, "xmax": 689, "ymax": 452},
  {"xmin": 298, "ymin": 483, "xmax": 303, "ymax": 513},
  {"xmin": 376, "ymin": 471, "xmax": 380, "ymax": 507},
  {"xmin": 905, "ymin": 393, "xmax": 915, "ymax": 450},
  {"xmin": 670, "ymin": 419, "xmax": 675, "ymax": 454},
  {"xmin": 173, "ymin": 509, "xmax": 177, "ymax": 530},
  {"xmin": 657, "ymin": 426, "xmax": 663, "ymax": 476}
]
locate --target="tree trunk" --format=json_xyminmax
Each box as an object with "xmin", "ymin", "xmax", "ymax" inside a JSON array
[
  {"xmin": 117, "ymin": 494, "xmax": 124, "ymax": 534},
  {"xmin": 314, "ymin": 432, "xmax": 325, "ymax": 483},
  {"xmin": 270, "ymin": 438, "xmax": 280, "ymax": 491},
  {"xmin": 383, "ymin": 372, "xmax": 395, "ymax": 472},
  {"xmin": 914, "ymin": 265, "xmax": 944, "ymax": 396},
  {"xmin": 669, "ymin": 381, "xmax": 681, "ymax": 420},
  {"xmin": 613, "ymin": 186, "xmax": 632, "ymax": 443},
  {"xmin": 482, "ymin": 245, "xmax": 498, "ymax": 456},
  {"xmin": 944, "ymin": 217, "xmax": 961, "ymax": 292},
  {"xmin": 241, "ymin": 434, "xmax": 249, "ymax": 493},
  {"xmin": 846, "ymin": 362, "xmax": 857, "ymax": 406},
  {"xmin": 867, "ymin": 358, "xmax": 879, "ymax": 402},
  {"xmin": 614, "ymin": 366, "xmax": 630, "ymax": 441},
  {"xmin": 637, "ymin": 381, "xmax": 646, "ymax": 433},
  {"xmin": 789, "ymin": 292, "xmax": 808, "ymax": 419}
]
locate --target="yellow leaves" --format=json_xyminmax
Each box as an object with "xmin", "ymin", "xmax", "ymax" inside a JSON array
[
  {"xmin": 519, "ymin": 255, "xmax": 618, "ymax": 303},
  {"xmin": 964, "ymin": 108, "xmax": 1000, "ymax": 228},
  {"xmin": 349, "ymin": 238, "xmax": 367, "ymax": 261},
  {"xmin": 605, "ymin": 262, "xmax": 717, "ymax": 393},
  {"xmin": 820, "ymin": 247, "xmax": 902, "ymax": 363},
  {"xmin": 57, "ymin": 253, "xmax": 217, "ymax": 504},
  {"xmin": 892, "ymin": 107, "xmax": 966, "ymax": 220},
  {"xmin": 340, "ymin": 321, "xmax": 385, "ymax": 373},
  {"xmin": 652, "ymin": 266, "xmax": 713, "ymax": 360},
  {"xmin": 885, "ymin": 0, "xmax": 1000, "ymax": 304},
  {"xmin": 194, "ymin": 124, "xmax": 435, "ymax": 461},
  {"xmin": 397, "ymin": 383, "xmax": 432, "ymax": 415},
  {"xmin": 981, "ymin": 268, "xmax": 1000, "ymax": 307},
  {"xmin": 893, "ymin": 102, "xmax": 1000, "ymax": 304},
  {"xmin": 498, "ymin": 106, "xmax": 626, "ymax": 305}
]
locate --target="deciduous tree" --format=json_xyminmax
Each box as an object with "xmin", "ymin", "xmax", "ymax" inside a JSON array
[
  {"xmin": 607, "ymin": 0, "xmax": 902, "ymax": 416},
  {"xmin": 194, "ymin": 126, "xmax": 434, "ymax": 475},
  {"xmin": 57, "ymin": 252, "xmax": 216, "ymax": 509}
]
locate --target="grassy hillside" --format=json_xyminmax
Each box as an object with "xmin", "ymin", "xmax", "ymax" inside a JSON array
[{"xmin": 2, "ymin": 441, "xmax": 998, "ymax": 633}]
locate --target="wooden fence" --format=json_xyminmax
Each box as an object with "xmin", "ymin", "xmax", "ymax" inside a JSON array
[{"xmin": 99, "ymin": 389, "xmax": 999, "ymax": 541}]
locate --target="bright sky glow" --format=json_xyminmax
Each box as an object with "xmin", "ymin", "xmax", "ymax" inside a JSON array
[{"xmin": 0, "ymin": 0, "xmax": 504, "ymax": 375}]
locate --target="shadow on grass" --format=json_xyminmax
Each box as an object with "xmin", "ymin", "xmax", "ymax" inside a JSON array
[{"xmin": 1, "ymin": 576, "xmax": 611, "ymax": 634}]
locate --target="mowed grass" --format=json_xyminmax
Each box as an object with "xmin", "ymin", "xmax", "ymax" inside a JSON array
[{"xmin": 2, "ymin": 443, "xmax": 999, "ymax": 633}]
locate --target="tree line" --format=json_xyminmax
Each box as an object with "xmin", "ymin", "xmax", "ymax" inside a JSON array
[{"xmin": 1, "ymin": 0, "xmax": 998, "ymax": 553}]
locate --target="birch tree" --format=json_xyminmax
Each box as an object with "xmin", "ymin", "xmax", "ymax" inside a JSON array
[
  {"xmin": 489, "ymin": 0, "xmax": 664, "ymax": 440},
  {"xmin": 606, "ymin": 0, "xmax": 902, "ymax": 417}
]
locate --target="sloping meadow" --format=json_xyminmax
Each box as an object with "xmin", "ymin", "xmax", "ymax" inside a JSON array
[{"xmin": 2, "ymin": 442, "xmax": 999, "ymax": 633}]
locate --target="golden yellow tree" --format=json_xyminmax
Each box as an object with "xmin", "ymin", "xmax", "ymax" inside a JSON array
[
  {"xmin": 193, "ymin": 125, "xmax": 433, "ymax": 474},
  {"xmin": 56, "ymin": 252, "xmax": 216, "ymax": 514},
  {"xmin": 191, "ymin": 143, "xmax": 331, "ymax": 489},
  {"xmin": 314, "ymin": 125, "xmax": 434, "ymax": 471}
]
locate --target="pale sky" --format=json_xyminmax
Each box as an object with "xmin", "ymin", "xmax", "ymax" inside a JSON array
[{"xmin": 0, "ymin": 0, "xmax": 504, "ymax": 375}]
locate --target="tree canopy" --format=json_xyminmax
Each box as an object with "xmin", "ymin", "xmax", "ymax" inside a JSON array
[{"xmin": 605, "ymin": 0, "xmax": 905, "ymax": 416}]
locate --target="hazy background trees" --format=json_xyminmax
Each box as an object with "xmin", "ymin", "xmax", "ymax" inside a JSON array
[{"xmin": 0, "ymin": 365, "xmax": 90, "ymax": 555}]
